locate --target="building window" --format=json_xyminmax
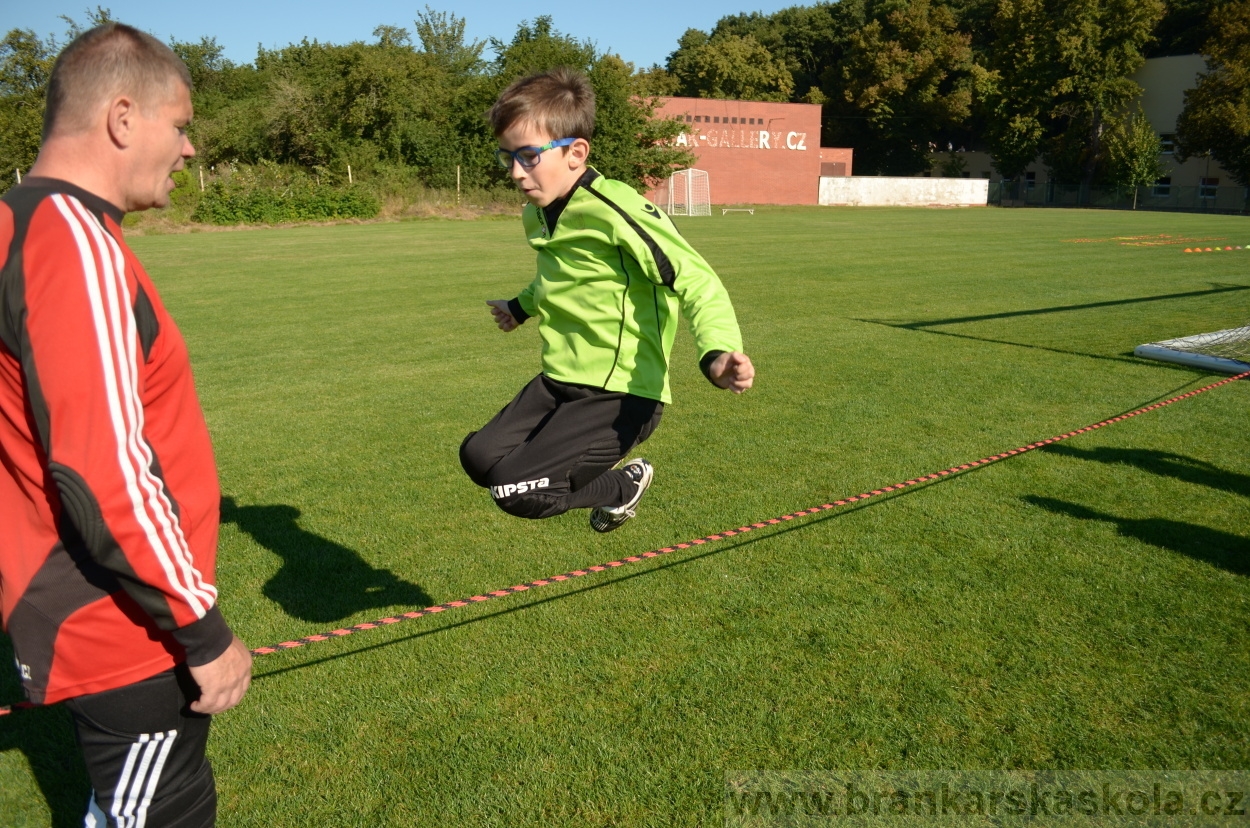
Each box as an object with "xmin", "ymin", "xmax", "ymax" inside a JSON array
[
  {"xmin": 714, "ymin": 116, "xmax": 720, "ymax": 123},
  {"xmin": 685, "ymin": 115, "xmax": 692, "ymax": 123},
  {"xmin": 1153, "ymin": 176, "xmax": 1171, "ymax": 196},
  {"xmin": 694, "ymin": 115, "xmax": 702, "ymax": 123},
  {"xmin": 1200, "ymin": 177, "xmax": 1219, "ymax": 198},
  {"xmin": 1160, "ymin": 133, "xmax": 1176, "ymax": 155},
  {"xmin": 981, "ymin": 171, "xmax": 991, "ymax": 178},
  {"xmin": 1025, "ymin": 171, "xmax": 1036, "ymax": 190}
]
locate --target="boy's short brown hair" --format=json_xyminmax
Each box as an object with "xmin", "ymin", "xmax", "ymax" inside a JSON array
[
  {"xmin": 487, "ymin": 67, "xmax": 595, "ymax": 140},
  {"xmin": 44, "ymin": 23, "xmax": 192, "ymax": 140}
]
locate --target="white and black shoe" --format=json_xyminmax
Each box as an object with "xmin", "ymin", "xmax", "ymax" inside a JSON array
[{"xmin": 589, "ymin": 458, "xmax": 654, "ymax": 533}]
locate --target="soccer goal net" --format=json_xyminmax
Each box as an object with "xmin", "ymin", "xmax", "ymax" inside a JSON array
[
  {"xmin": 1135, "ymin": 323, "xmax": 1250, "ymax": 373},
  {"xmin": 664, "ymin": 169, "xmax": 711, "ymax": 217}
]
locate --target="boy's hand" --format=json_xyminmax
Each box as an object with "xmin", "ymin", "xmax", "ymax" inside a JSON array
[
  {"xmin": 709, "ymin": 351, "xmax": 755, "ymax": 393},
  {"xmin": 487, "ymin": 299, "xmax": 519, "ymax": 332}
]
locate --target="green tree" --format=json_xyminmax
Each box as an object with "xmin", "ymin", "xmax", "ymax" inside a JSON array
[
  {"xmin": 631, "ymin": 64, "xmax": 679, "ymax": 97},
  {"xmin": 0, "ymin": 29, "xmax": 56, "ymax": 192},
  {"xmin": 1044, "ymin": 0, "xmax": 1164, "ymax": 187},
  {"xmin": 667, "ymin": 30, "xmax": 795, "ymax": 101},
  {"xmin": 1175, "ymin": 0, "xmax": 1250, "ymax": 187},
  {"xmin": 705, "ymin": 4, "xmax": 848, "ymax": 102},
  {"xmin": 980, "ymin": 0, "xmax": 1053, "ymax": 179},
  {"xmin": 1147, "ymin": 0, "xmax": 1221, "ymax": 57},
  {"xmin": 590, "ymin": 54, "xmax": 693, "ymax": 187},
  {"xmin": 934, "ymin": 0, "xmax": 1000, "ymax": 54},
  {"xmin": 57, "ymin": 6, "xmax": 115, "ymax": 40},
  {"xmin": 414, "ymin": 6, "xmax": 484, "ymax": 77},
  {"xmin": 0, "ymin": 8, "xmax": 115, "ymax": 194},
  {"xmin": 171, "ymin": 36, "xmax": 232, "ymax": 90},
  {"xmin": 827, "ymin": 0, "xmax": 982, "ymax": 175},
  {"xmin": 371, "ymin": 25, "xmax": 411, "ymax": 49},
  {"xmin": 1104, "ymin": 107, "xmax": 1165, "ymax": 206},
  {"xmin": 980, "ymin": 0, "xmax": 1163, "ymax": 187}
]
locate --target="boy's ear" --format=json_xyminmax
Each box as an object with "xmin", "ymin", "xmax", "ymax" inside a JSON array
[{"xmin": 568, "ymin": 137, "xmax": 590, "ymax": 167}]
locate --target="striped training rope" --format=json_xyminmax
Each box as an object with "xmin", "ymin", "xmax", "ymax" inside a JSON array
[{"xmin": 2, "ymin": 370, "xmax": 1245, "ymax": 717}]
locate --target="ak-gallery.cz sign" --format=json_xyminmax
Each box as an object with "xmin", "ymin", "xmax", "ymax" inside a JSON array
[{"xmin": 675, "ymin": 129, "xmax": 810, "ymax": 151}]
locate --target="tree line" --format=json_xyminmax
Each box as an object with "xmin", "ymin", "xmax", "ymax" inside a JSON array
[
  {"xmin": 1, "ymin": 1, "xmax": 1246, "ymax": 201},
  {"xmin": 649, "ymin": 0, "xmax": 1244, "ymax": 188},
  {"xmin": 0, "ymin": 8, "xmax": 691, "ymax": 198}
]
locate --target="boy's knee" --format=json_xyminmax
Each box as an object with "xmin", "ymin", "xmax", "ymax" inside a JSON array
[
  {"xmin": 459, "ymin": 431, "xmax": 493, "ymax": 486},
  {"xmin": 489, "ymin": 479, "xmax": 566, "ymax": 520},
  {"xmin": 494, "ymin": 493, "xmax": 566, "ymax": 520}
]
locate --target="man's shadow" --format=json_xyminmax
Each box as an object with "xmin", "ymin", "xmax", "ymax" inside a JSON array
[
  {"xmin": 1024, "ymin": 496, "xmax": 1248, "ymax": 576},
  {"xmin": 1040, "ymin": 444, "xmax": 1250, "ymax": 499},
  {"xmin": 220, "ymin": 496, "xmax": 434, "ymax": 623},
  {"xmin": 0, "ymin": 636, "xmax": 90, "ymax": 828}
]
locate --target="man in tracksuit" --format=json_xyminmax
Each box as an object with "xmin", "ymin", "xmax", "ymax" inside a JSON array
[
  {"xmin": 0, "ymin": 24, "xmax": 250, "ymax": 826},
  {"xmin": 460, "ymin": 68, "xmax": 755, "ymax": 532}
]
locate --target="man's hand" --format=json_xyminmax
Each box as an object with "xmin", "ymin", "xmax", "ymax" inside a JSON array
[
  {"xmin": 709, "ymin": 351, "xmax": 755, "ymax": 393},
  {"xmin": 487, "ymin": 299, "xmax": 519, "ymax": 332},
  {"xmin": 188, "ymin": 636, "xmax": 252, "ymax": 715}
]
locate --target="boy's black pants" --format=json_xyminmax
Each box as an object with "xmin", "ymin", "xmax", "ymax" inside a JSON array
[
  {"xmin": 460, "ymin": 374, "xmax": 662, "ymax": 519},
  {"xmin": 66, "ymin": 665, "xmax": 216, "ymax": 828}
]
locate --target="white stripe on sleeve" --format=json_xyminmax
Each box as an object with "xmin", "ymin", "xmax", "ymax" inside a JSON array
[{"xmin": 50, "ymin": 195, "xmax": 211, "ymax": 615}]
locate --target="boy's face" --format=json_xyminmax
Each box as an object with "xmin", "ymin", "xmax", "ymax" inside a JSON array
[{"xmin": 498, "ymin": 121, "xmax": 589, "ymax": 208}]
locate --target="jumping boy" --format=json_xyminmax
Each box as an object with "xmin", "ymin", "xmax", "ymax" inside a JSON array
[{"xmin": 459, "ymin": 67, "xmax": 754, "ymax": 532}]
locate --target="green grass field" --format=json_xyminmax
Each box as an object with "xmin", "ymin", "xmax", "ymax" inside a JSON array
[{"xmin": 3, "ymin": 206, "xmax": 1248, "ymax": 827}]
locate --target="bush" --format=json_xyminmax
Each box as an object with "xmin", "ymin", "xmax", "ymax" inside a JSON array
[{"xmin": 192, "ymin": 163, "xmax": 380, "ymax": 225}]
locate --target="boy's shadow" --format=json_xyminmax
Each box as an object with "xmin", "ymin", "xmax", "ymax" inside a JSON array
[
  {"xmin": 0, "ymin": 636, "xmax": 90, "ymax": 828},
  {"xmin": 220, "ymin": 496, "xmax": 434, "ymax": 623}
]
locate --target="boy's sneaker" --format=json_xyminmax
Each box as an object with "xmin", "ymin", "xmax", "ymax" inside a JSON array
[{"xmin": 589, "ymin": 458, "xmax": 654, "ymax": 533}]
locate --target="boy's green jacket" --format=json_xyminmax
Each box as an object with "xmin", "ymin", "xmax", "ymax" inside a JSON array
[{"xmin": 507, "ymin": 168, "xmax": 743, "ymax": 404}]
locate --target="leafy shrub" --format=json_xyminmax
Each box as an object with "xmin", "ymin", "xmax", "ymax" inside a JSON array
[{"xmin": 192, "ymin": 163, "xmax": 379, "ymax": 225}]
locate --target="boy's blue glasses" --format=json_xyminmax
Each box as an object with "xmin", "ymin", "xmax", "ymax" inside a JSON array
[{"xmin": 495, "ymin": 137, "xmax": 577, "ymax": 170}]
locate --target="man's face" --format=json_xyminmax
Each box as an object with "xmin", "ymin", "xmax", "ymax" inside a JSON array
[
  {"xmin": 497, "ymin": 121, "xmax": 585, "ymax": 209},
  {"xmin": 126, "ymin": 82, "xmax": 195, "ymax": 212}
]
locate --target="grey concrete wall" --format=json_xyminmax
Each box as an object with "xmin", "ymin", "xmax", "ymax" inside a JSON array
[{"xmin": 819, "ymin": 176, "xmax": 989, "ymax": 206}]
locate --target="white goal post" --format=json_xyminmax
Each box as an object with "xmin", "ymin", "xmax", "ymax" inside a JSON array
[
  {"xmin": 663, "ymin": 169, "xmax": 711, "ymax": 217},
  {"xmin": 1135, "ymin": 325, "xmax": 1250, "ymax": 374}
]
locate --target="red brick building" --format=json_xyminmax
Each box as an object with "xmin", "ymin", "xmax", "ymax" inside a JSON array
[{"xmin": 644, "ymin": 97, "xmax": 850, "ymax": 206}]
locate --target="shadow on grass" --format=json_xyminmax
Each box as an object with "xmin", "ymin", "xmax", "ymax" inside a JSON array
[
  {"xmin": 1040, "ymin": 445, "xmax": 1250, "ymax": 498},
  {"xmin": 0, "ymin": 637, "xmax": 89, "ymax": 828},
  {"xmin": 245, "ymin": 376, "xmax": 1230, "ymax": 678},
  {"xmin": 249, "ymin": 473, "xmax": 960, "ymax": 682},
  {"xmin": 884, "ymin": 283, "xmax": 1250, "ymax": 329},
  {"xmin": 856, "ymin": 282, "xmax": 1250, "ymax": 367},
  {"xmin": 1023, "ymin": 496, "xmax": 1248, "ymax": 576},
  {"xmin": 220, "ymin": 496, "xmax": 433, "ymax": 624},
  {"xmin": 856, "ymin": 321, "xmax": 1148, "ymax": 366}
]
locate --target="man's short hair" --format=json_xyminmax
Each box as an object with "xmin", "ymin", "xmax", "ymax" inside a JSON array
[
  {"xmin": 487, "ymin": 67, "xmax": 595, "ymax": 140},
  {"xmin": 43, "ymin": 23, "xmax": 192, "ymax": 140}
]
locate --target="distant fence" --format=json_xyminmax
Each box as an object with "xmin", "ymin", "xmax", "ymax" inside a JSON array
[
  {"xmin": 990, "ymin": 180, "xmax": 1249, "ymax": 214},
  {"xmin": 819, "ymin": 176, "xmax": 988, "ymax": 207}
]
